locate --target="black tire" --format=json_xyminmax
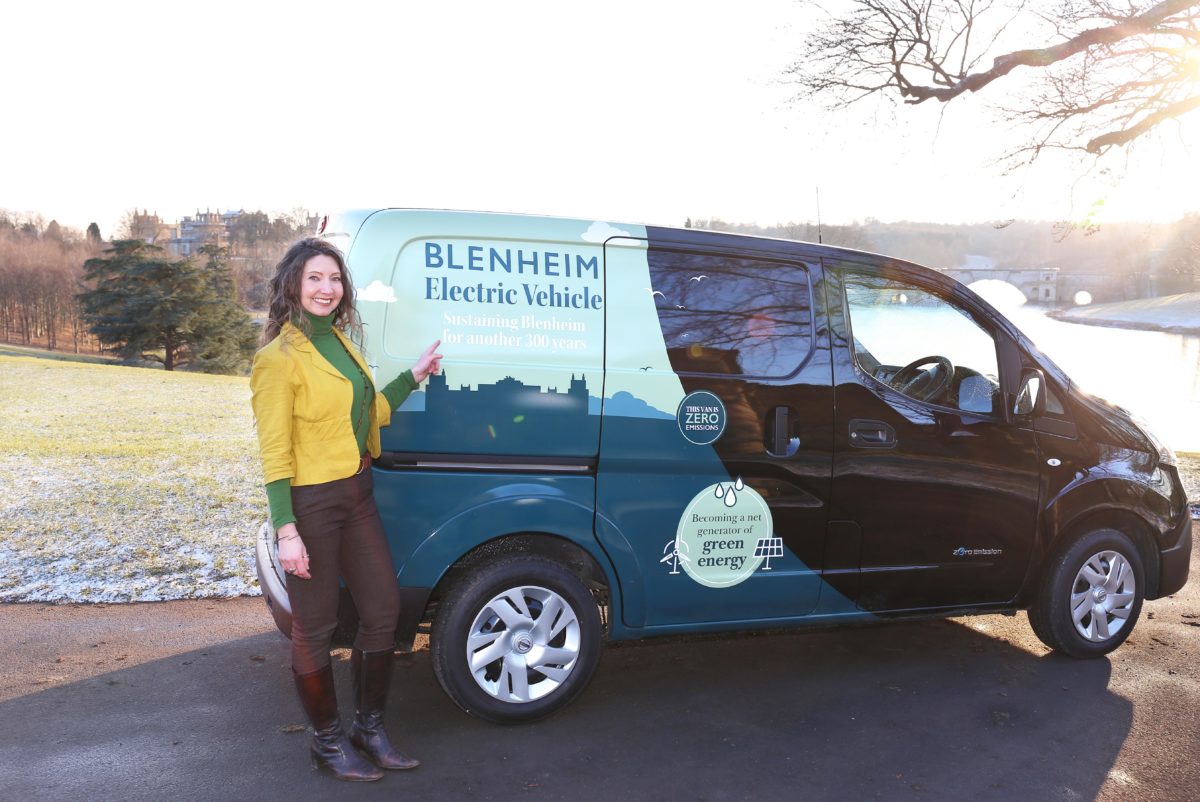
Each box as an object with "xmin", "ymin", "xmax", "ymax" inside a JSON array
[
  {"xmin": 431, "ymin": 555, "xmax": 602, "ymax": 723},
  {"xmin": 1029, "ymin": 527, "xmax": 1145, "ymax": 658}
]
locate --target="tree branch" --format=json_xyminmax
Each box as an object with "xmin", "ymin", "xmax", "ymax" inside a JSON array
[
  {"xmin": 902, "ymin": 0, "xmax": 1198, "ymax": 102},
  {"xmin": 793, "ymin": 0, "xmax": 1200, "ymax": 161},
  {"xmin": 1086, "ymin": 92, "xmax": 1200, "ymax": 149}
]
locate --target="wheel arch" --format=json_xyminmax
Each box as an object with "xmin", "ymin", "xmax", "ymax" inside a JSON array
[
  {"xmin": 1039, "ymin": 506, "xmax": 1161, "ymax": 598},
  {"xmin": 431, "ymin": 532, "xmax": 613, "ymax": 610},
  {"xmin": 394, "ymin": 494, "xmax": 617, "ymax": 645}
]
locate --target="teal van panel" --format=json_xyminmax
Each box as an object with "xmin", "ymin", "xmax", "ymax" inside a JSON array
[
  {"xmin": 348, "ymin": 210, "xmax": 610, "ymax": 458},
  {"xmin": 343, "ymin": 211, "xmax": 861, "ymax": 634},
  {"xmin": 596, "ymin": 236, "xmax": 830, "ymax": 627},
  {"xmin": 372, "ymin": 470, "xmax": 615, "ymax": 591}
]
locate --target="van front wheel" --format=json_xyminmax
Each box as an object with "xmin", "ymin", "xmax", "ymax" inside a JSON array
[
  {"xmin": 431, "ymin": 555, "xmax": 602, "ymax": 723},
  {"xmin": 1029, "ymin": 527, "xmax": 1144, "ymax": 658}
]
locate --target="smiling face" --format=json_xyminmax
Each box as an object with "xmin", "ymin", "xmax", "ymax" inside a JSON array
[{"xmin": 299, "ymin": 253, "xmax": 344, "ymax": 317}]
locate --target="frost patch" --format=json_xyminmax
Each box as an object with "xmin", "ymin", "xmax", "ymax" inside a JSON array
[{"xmin": 0, "ymin": 364, "xmax": 267, "ymax": 603}]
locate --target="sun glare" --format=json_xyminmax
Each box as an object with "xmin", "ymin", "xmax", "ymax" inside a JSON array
[{"xmin": 969, "ymin": 280, "xmax": 1028, "ymax": 310}]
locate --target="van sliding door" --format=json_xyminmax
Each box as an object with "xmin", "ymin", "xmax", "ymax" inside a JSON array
[{"xmin": 596, "ymin": 237, "xmax": 835, "ymax": 628}]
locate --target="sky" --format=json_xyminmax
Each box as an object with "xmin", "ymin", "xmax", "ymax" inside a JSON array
[{"xmin": 5, "ymin": 0, "xmax": 1200, "ymax": 237}]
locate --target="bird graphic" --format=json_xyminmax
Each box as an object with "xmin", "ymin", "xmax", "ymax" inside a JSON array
[
  {"xmin": 675, "ymin": 304, "xmax": 686, "ymax": 309},
  {"xmin": 689, "ymin": 275, "xmax": 708, "ymax": 282},
  {"xmin": 639, "ymin": 366, "xmax": 652, "ymax": 371},
  {"xmin": 643, "ymin": 288, "xmax": 665, "ymax": 299}
]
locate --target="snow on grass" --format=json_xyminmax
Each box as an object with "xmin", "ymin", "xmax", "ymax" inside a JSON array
[
  {"xmin": 0, "ymin": 356, "xmax": 265, "ymax": 602},
  {"xmin": 1052, "ymin": 292, "xmax": 1200, "ymax": 333}
]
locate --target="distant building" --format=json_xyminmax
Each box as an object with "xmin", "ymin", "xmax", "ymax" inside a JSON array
[
  {"xmin": 168, "ymin": 209, "xmax": 237, "ymax": 256},
  {"xmin": 130, "ymin": 210, "xmax": 176, "ymax": 246},
  {"xmin": 130, "ymin": 208, "xmax": 322, "ymax": 258}
]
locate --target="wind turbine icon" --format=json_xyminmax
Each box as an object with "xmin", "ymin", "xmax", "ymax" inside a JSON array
[{"xmin": 660, "ymin": 539, "xmax": 690, "ymax": 575}]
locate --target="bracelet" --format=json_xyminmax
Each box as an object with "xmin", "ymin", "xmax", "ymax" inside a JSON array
[{"xmin": 277, "ymin": 533, "xmax": 300, "ymax": 542}]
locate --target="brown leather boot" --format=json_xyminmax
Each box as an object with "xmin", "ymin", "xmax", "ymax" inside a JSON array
[
  {"xmin": 293, "ymin": 665, "xmax": 384, "ymax": 782},
  {"xmin": 348, "ymin": 648, "xmax": 420, "ymax": 770}
]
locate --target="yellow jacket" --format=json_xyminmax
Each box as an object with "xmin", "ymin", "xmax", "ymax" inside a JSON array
[{"xmin": 250, "ymin": 322, "xmax": 393, "ymax": 486}]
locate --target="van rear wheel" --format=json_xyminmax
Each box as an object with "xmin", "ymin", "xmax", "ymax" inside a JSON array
[
  {"xmin": 1029, "ymin": 527, "xmax": 1144, "ymax": 658},
  {"xmin": 431, "ymin": 555, "xmax": 602, "ymax": 723}
]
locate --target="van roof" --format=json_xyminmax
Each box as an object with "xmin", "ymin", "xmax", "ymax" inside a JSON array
[{"xmin": 325, "ymin": 207, "xmax": 1054, "ymax": 374}]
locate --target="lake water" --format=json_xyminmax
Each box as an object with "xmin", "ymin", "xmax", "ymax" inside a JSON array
[{"xmin": 998, "ymin": 303, "xmax": 1200, "ymax": 453}]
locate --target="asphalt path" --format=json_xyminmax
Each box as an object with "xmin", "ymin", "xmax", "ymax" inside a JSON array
[{"xmin": 2, "ymin": 550, "xmax": 1198, "ymax": 802}]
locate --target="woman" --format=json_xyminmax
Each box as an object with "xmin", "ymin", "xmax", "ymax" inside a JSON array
[{"xmin": 251, "ymin": 238, "xmax": 442, "ymax": 782}]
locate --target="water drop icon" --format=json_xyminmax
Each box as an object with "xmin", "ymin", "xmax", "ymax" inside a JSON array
[
  {"xmin": 714, "ymin": 484, "xmax": 724, "ymax": 499},
  {"xmin": 734, "ymin": 476, "xmax": 744, "ymax": 491},
  {"xmin": 724, "ymin": 488, "xmax": 737, "ymax": 507}
]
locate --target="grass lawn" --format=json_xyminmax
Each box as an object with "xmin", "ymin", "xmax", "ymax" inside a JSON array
[
  {"xmin": 0, "ymin": 343, "xmax": 118, "ymax": 365},
  {"xmin": 0, "ymin": 356, "xmax": 264, "ymax": 602}
]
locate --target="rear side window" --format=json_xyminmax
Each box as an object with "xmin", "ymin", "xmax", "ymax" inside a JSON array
[{"xmin": 647, "ymin": 250, "xmax": 813, "ymax": 378}]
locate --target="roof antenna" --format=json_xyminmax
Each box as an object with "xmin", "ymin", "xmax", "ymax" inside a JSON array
[{"xmin": 815, "ymin": 187, "xmax": 823, "ymax": 244}]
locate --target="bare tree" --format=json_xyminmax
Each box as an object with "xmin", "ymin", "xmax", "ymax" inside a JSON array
[
  {"xmin": 791, "ymin": 0, "xmax": 1200, "ymax": 165},
  {"xmin": 0, "ymin": 215, "xmax": 98, "ymax": 352},
  {"xmin": 114, "ymin": 209, "xmax": 138, "ymax": 240}
]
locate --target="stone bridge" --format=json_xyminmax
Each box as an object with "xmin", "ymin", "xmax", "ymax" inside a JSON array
[{"xmin": 939, "ymin": 267, "xmax": 1060, "ymax": 303}]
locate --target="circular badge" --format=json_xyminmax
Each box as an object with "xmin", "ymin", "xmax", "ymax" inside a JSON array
[
  {"xmin": 676, "ymin": 391, "xmax": 726, "ymax": 445},
  {"xmin": 676, "ymin": 477, "xmax": 775, "ymax": 589}
]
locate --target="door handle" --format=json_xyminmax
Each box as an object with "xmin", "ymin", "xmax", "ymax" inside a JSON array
[
  {"xmin": 848, "ymin": 418, "xmax": 896, "ymax": 449},
  {"xmin": 765, "ymin": 406, "xmax": 800, "ymax": 457}
]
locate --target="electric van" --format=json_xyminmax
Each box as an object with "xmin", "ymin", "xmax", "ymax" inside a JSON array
[{"xmin": 256, "ymin": 209, "xmax": 1192, "ymax": 723}]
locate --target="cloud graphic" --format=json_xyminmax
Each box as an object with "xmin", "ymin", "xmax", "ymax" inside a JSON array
[
  {"xmin": 355, "ymin": 280, "xmax": 397, "ymax": 303},
  {"xmin": 603, "ymin": 391, "xmax": 674, "ymax": 419},
  {"xmin": 581, "ymin": 221, "xmax": 632, "ymax": 243}
]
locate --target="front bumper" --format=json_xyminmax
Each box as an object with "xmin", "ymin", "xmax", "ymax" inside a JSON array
[
  {"xmin": 1156, "ymin": 514, "xmax": 1193, "ymax": 598},
  {"xmin": 255, "ymin": 521, "xmax": 292, "ymax": 638}
]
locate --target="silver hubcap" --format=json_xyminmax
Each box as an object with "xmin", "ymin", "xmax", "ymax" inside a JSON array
[
  {"xmin": 466, "ymin": 585, "xmax": 581, "ymax": 703},
  {"xmin": 1071, "ymin": 550, "xmax": 1136, "ymax": 642}
]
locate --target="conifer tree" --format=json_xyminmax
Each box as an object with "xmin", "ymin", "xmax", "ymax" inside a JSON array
[
  {"xmin": 78, "ymin": 240, "xmax": 256, "ymax": 373},
  {"xmin": 187, "ymin": 244, "xmax": 257, "ymax": 374}
]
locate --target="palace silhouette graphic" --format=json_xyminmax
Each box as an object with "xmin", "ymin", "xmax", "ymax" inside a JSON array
[{"xmin": 390, "ymin": 372, "xmax": 594, "ymax": 454}]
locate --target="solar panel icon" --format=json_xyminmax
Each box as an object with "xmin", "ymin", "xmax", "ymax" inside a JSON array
[{"xmin": 754, "ymin": 537, "xmax": 784, "ymax": 570}]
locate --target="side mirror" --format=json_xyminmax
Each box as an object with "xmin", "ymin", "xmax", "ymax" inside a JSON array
[{"xmin": 1012, "ymin": 369, "xmax": 1046, "ymax": 418}]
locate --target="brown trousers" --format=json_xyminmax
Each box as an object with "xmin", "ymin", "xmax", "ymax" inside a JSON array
[{"xmin": 286, "ymin": 467, "xmax": 400, "ymax": 675}]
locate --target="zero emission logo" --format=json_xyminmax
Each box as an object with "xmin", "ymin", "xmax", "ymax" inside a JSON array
[{"xmin": 676, "ymin": 390, "xmax": 726, "ymax": 445}]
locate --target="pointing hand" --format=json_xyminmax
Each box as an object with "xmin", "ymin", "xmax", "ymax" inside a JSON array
[{"xmin": 412, "ymin": 340, "xmax": 444, "ymax": 383}]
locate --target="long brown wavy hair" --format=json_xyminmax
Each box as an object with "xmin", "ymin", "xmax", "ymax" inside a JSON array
[{"xmin": 261, "ymin": 237, "xmax": 362, "ymax": 346}]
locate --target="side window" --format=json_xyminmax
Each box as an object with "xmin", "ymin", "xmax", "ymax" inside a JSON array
[
  {"xmin": 1044, "ymin": 384, "xmax": 1066, "ymax": 415},
  {"xmin": 648, "ymin": 250, "xmax": 813, "ymax": 377},
  {"xmin": 844, "ymin": 273, "xmax": 1001, "ymax": 415}
]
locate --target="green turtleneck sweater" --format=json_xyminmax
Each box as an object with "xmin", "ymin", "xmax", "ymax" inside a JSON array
[{"xmin": 265, "ymin": 311, "xmax": 418, "ymax": 528}]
